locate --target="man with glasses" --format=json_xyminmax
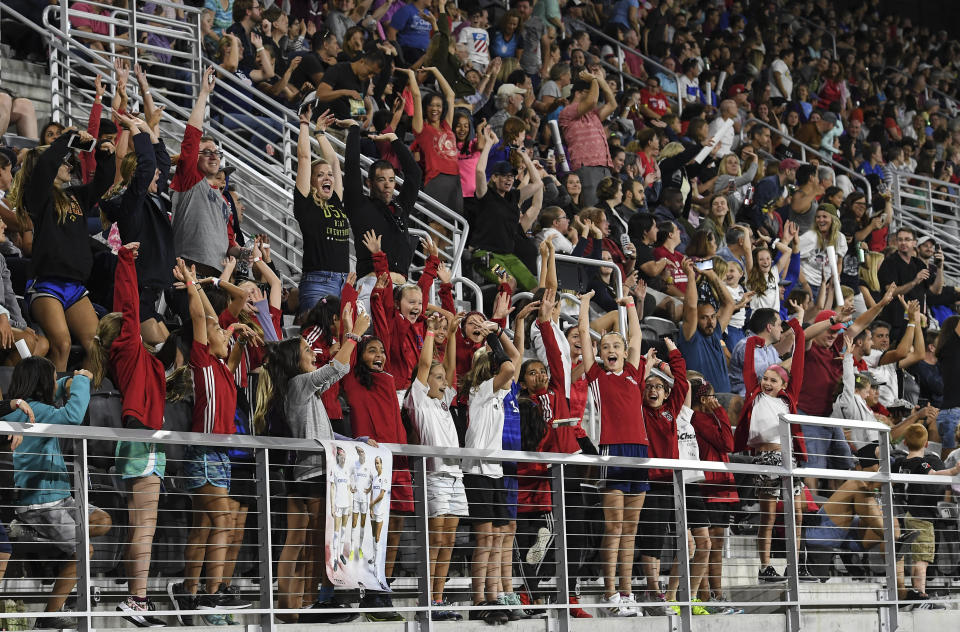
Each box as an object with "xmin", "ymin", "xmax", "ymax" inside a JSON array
[
  {"xmin": 170, "ymin": 67, "xmax": 231, "ymax": 277},
  {"xmin": 877, "ymin": 227, "xmax": 935, "ymax": 340},
  {"xmin": 639, "ymin": 76, "xmax": 670, "ymax": 121}
]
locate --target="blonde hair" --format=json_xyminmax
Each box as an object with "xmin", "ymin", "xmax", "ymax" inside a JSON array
[
  {"xmin": 460, "ymin": 348, "xmax": 493, "ymax": 399},
  {"xmin": 89, "ymin": 313, "xmax": 124, "ymax": 389}
]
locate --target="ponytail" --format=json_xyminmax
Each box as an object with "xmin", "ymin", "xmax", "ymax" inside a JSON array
[{"xmin": 89, "ymin": 313, "xmax": 123, "ymax": 389}]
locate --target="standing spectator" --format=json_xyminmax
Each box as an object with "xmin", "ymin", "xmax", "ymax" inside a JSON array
[
  {"xmin": 728, "ymin": 308, "xmax": 792, "ymax": 398},
  {"xmin": 936, "ymin": 317, "xmax": 960, "ymax": 459},
  {"xmin": 558, "ymin": 72, "xmax": 616, "ymax": 207},
  {"xmin": 677, "ymin": 58, "xmax": 703, "ymax": 105},
  {"xmin": 490, "ymin": 10, "xmax": 523, "ymax": 60},
  {"xmin": 226, "ymin": 0, "xmax": 263, "ymax": 74},
  {"xmin": 388, "ymin": 0, "xmax": 432, "ymax": 64},
  {"xmin": 797, "ymin": 203, "xmax": 845, "ymax": 300},
  {"xmin": 678, "ymin": 259, "xmax": 735, "ymax": 394},
  {"xmin": 877, "ymin": 227, "xmax": 937, "ymax": 341},
  {"xmin": 457, "ymin": 6, "xmax": 491, "ymax": 72},
  {"xmin": 769, "ymin": 49, "xmax": 794, "ymax": 100},
  {"xmin": 170, "ymin": 68, "xmax": 230, "ymax": 277},
  {"xmin": 316, "ymin": 49, "xmax": 388, "ymax": 127},
  {"xmin": 515, "ymin": 0, "xmax": 545, "ymax": 83},
  {"xmin": 205, "ymin": 0, "xmax": 234, "ymax": 35}
]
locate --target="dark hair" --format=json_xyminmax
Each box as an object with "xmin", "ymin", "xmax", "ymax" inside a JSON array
[
  {"xmin": 935, "ymin": 316, "xmax": 959, "ymax": 360},
  {"xmin": 869, "ymin": 320, "xmax": 892, "ymax": 334},
  {"xmin": 453, "ymin": 108, "xmax": 475, "ymax": 152},
  {"xmin": 253, "ymin": 338, "xmax": 304, "ymax": 432},
  {"xmin": 654, "ymin": 220, "xmax": 676, "ymax": 247},
  {"xmin": 301, "ymin": 295, "xmax": 341, "ymax": 339},
  {"xmin": 628, "ymin": 212, "xmax": 656, "ymax": 243},
  {"xmin": 749, "ymin": 308, "xmax": 780, "ymax": 334},
  {"xmin": 518, "ymin": 396, "xmax": 547, "ymax": 452},
  {"xmin": 796, "ymin": 163, "xmax": 817, "ymax": 186},
  {"xmin": 362, "ymin": 48, "xmax": 387, "ymax": 68},
  {"xmin": 367, "ymin": 159, "xmax": 395, "ymax": 181},
  {"xmin": 353, "ymin": 336, "xmax": 385, "ymax": 389},
  {"xmin": 232, "ymin": 0, "xmax": 256, "ymax": 23},
  {"xmin": 7, "ymin": 356, "xmax": 57, "ymax": 405},
  {"xmin": 595, "ymin": 176, "xmax": 621, "ymax": 203}
]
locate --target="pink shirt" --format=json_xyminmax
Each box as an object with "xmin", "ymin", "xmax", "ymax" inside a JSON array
[
  {"xmin": 557, "ymin": 103, "xmax": 612, "ymax": 171},
  {"xmin": 458, "ymin": 141, "xmax": 481, "ymax": 198},
  {"xmin": 70, "ymin": 2, "xmax": 109, "ymax": 36}
]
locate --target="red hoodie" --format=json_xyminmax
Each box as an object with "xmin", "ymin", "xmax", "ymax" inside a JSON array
[
  {"xmin": 108, "ymin": 247, "xmax": 166, "ymax": 430},
  {"xmin": 370, "ymin": 251, "xmax": 439, "ymax": 391},
  {"xmin": 642, "ymin": 349, "xmax": 689, "ymax": 482},
  {"xmin": 691, "ymin": 407, "xmax": 739, "ymax": 503},
  {"xmin": 733, "ymin": 318, "xmax": 808, "ymax": 461}
]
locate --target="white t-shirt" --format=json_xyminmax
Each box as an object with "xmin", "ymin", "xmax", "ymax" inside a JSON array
[
  {"xmin": 405, "ymin": 381, "xmax": 462, "ymax": 476},
  {"xmin": 677, "ymin": 74, "xmax": 702, "ymax": 104},
  {"xmin": 463, "ymin": 379, "xmax": 508, "ymax": 478},
  {"xmin": 350, "ymin": 461, "xmax": 372, "ymax": 496},
  {"xmin": 530, "ymin": 320, "xmax": 571, "ymax": 397},
  {"xmin": 798, "ymin": 231, "xmax": 847, "ymax": 287},
  {"xmin": 457, "ymin": 26, "xmax": 490, "ymax": 70},
  {"xmin": 331, "ymin": 462, "xmax": 351, "ymax": 507},
  {"xmin": 727, "ymin": 284, "xmax": 747, "ymax": 330},
  {"xmin": 769, "ymin": 58, "xmax": 793, "ymax": 99},
  {"xmin": 747, "ymin": 393, "xmax": 789, "ymax": 447},
  {"xmin": 677, "ymin": 406, "xmax": 705, "ymax": 483},
  {"xmin": 370, "ymin": 472, "xmax": 390, "ymax": 517},
  {"xmin": 750, "ymin": 267, "xmax": 780, "ymax": 312},
  {"xmin": 865, "ymin": 348, "xmax": 899, "ymax": 408}
]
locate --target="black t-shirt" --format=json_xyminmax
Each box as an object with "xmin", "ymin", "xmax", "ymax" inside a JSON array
[
  {"xmin": 226, "ymin": 23, "xmax": 256, "ymax": 73},
  {"xmin": 636, "ymin": 242, "xmax": 666, "ymax": 292},
  {"xmin": 895, "ymin": 454, "xmax": 946, "ymax": 520},
  {"xmin": 939, "ymin": 336, "xmax": 960, "ymax": 409},
  {"xmin": 470, "ymin": 189, "xmax": 521, "ymax": 253},
  {"xmin": 878, "ymin": 253, "xmax": 926, "ymax": 330},
  {"xmin": 289, "ymin": 52, "xmax": 333, "ymax": 90},
  {"xmin": 293, "ymin": 189, "xmax": 350, "ymax": 273},
  {"xmin": 317, "ymin": 61, "xmax": 366, "ymax": 120}
]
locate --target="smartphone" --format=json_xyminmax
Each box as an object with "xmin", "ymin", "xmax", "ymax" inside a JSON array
[
  {"xmin": 551, "ymin": 418, "xmax": 579, "ymax": 426},
  {"xmin": 207, "ymin": 71, "xmax": 216, "ymax": 86},
  {"xmin": 491, "ymin": 264, "xmax": 507, "ymax": 279},
  {"xmin": 547, "ymin": 148, "xmax": 555, "ymax": 161},
  {"xmin": 298, "ymin": 93, "xmax": 317, "ymax": 117},
  {"xmin": 67, "ymin": 134, "xmax": 96, "ymax": 152},
  {"xmin": 695, "ymin": 259, "xmax": 714, "ymax": 271}
]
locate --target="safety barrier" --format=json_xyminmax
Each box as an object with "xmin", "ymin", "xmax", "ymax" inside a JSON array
[{"xmin": 889, "ymin": 169, "xmax": 960, "ymax": 284}]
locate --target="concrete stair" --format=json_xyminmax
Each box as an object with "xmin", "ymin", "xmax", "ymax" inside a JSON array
[{"xmin": 0, "ymin": 53, "xmax": 53, "ymax": 125}]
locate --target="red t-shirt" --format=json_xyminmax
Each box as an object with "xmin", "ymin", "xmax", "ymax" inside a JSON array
[
  {"xmin": 586, "ymin": 362, "xmax": 648, "ymax": 446},
  {"xmin": 797, "ymin": 335, "xmax": 845, "ymax": 416},
  {"xmin": 640, "ymin": 89, "xmax": 670, "ymax": 117},
  {"xmin": 654, "ymin": 246, "xmax": 688, "ymax": 292},
  {"xmin": 189, "ymin": 340, "xmax": 238, "ymax": 434},
  {"xmin": 414, "ymin": 121, "xmax": 459, "ymax": 185}
]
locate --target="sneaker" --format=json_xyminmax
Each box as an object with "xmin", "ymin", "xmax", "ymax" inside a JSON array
[
  {"xmin": 364, "ymin": 593, "xmax": 404, "ymax": 622},
  {"xmin": 643, "ymin": 593, "xmax": 675, "ymax": 617},
  {"xmin": 215, "ymin": 586, "xmax": 252, "ymax": 609},
  {"xmin": 439, "ymin": 599, "xmax": 463, "ymax": 621},
  {"xmin": 167, "ymin": 582, "xmax": 196, "ymax": 626},
  {"xmin": 569, "ymin": 595, "xmax": 592, "ymax": 619},
  {"xmin": 196, "ymin": 593, "xmax": 220, "ymax": 610},
  {"xmin": 599, "ymin": 592, "xmax": 636, "ymax": 617},
  {"xmin": 144, "ymin": 600, "xmax": 168, "ymax": 627},
  {"xmin": 430, "ymin": 601, "xmax": 459, "ymax": 621},
  {"xmin": 526, "ymin": 526, "xmax": 554, "ymax": 565},
  {"xmin": 299, "ymin": 599, "xmax": 358, "ymax": 624},
  {"xmin": 117, "ymin": 596, "xmax": 166, "ymax": 628},
  {"xmin": 797, "ymin": 566, "xmax": 819, "ymax": 582},
  {"xmin": 33, "ymin": 608, "xmax": 76, "ymax": 630},
  {"xmin": 619, "ymin": 593, "xmax": 643, "ymax": 617},
  {"xmin": 201, "ymin": 613, "xmax": 229, "ymax": 626},
  {"xmin": 691, "ymin": 598, "xmax": 711, "ymax": 615},
  {"xmin": 709, "ymin": 593, "xmax": 743, "ymax": 615},
  {"xmin": 469, "ymin": 602, "xmax": 507, "ymax": 625},
  {"xmin": 667, "ymin": 599, "xmax": 681, "ymax": 615},
  {"xmin": 758, "ymin": 565, "xmax": 787, "ymax": 583},
  {"xmin": 496, "ymin": 594, "xmax": 524, "ymax": 621}
]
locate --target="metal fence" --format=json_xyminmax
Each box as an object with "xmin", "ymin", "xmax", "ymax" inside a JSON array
[
  {"xmin": 1, "ymin": 410, "xmax": 958, "ymax": 632},
  {"xmin": 890, "ymin": 170, "xmax": 960, "ymax": 284}
]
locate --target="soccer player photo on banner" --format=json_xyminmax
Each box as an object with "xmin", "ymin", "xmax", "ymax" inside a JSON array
[{"xmin": 324, "ymin": 440, "xmax": 393, "ymax": 590}]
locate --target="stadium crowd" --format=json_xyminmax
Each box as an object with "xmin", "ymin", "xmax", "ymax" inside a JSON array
[{"xmin": 3, "ymin": 0, "xmax": 960, "ymax": 627}]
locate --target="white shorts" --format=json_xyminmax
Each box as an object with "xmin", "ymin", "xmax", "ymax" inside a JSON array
[
  {"xmin": 426, "ymin": 473, "xmax": 469, "ymax": 518},
  {"xmin": 334, "ymin": 504, "xmax": 351, "ymax": 518},
  {"xmin": 371, "ymin": 501, "xmax": 388, "ymax": 522},
  {"xmin": 353, "ymin": 499, "xmax": 369, "ymax": 514}
]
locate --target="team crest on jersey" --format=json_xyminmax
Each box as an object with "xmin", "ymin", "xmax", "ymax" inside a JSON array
[
  {"xmin": 626, "ymin": 376, "xmax": 638, "ymax": 386},
  {"xmin": 661, "ymin": 411, "xmax": 674, "ymax": 422}
]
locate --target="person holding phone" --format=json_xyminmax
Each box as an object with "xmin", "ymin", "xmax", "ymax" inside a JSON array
[{"xmin": 6, "ymin": 127, "xmax": 114, "ymax": 371}]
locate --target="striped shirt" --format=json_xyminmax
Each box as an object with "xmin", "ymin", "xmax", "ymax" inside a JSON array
[
  {"xmin": 586, "ymin": 362, "xmax": 648, "ymax": 446},
  {"xmin": 189, "ymin": 340, "xmax": 238, "ymax": 435}
]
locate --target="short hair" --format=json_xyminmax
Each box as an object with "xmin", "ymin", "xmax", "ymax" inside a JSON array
[
  {"xmin": 362, "ymin": 48, "xmax": 387, "ymax": 68},
  {"xmin": 903, "ymin": 423, "xmax": 928, "ymax": 451},
  {"xmin": 232, "ymin": 0, "xmax": 255, "ymax": 23},
  {"xmin": 818, "ymin": 166, "xmax": 835, "ymax": 183},
  {"xmin": 502, "ymin": 116, "xmax": 527, "ymax": 142},
  {"xmin": 549, "ymin": 62, "xmax": 570, "ymax": 82},
  {"xmin": 263, "ymin": 5, "xmax": 282, "ymax": 22},
  {"xmin": 869, "ymin": 320, "xmax": 891, "ymax": 334},
  {"xmin": 654, "ymin": 220, "xmax": 677, "ymax": 247},
  {"xmin": 725, "ymin": 225, "xmax": 747, "ymax": 245},
  {"xmin": 629, "ymin": 213, "xmax": 656, "ymax": 241},
  {"xmin": 749, "ymin": 308, "xmax": 780, "ymax": 335},
  {"xmin": 367, "ymin": 159, "xmax": 395, "ymax": 180},
  {"xmin": 786, "ymin": 288, "xmax": 809, "ymax": 307}
]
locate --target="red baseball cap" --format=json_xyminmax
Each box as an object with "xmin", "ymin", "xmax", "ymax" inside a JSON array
[
  {"xmin": 814, "ymin": 310, "xmax": 845, "ymax": 332},
  {"xmin": 728, "ymin": 83, "xmax": 747, "ymax": 97}
]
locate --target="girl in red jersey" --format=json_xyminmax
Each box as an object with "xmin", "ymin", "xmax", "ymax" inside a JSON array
[
  {"xmin": 577, "ymin": 290, "xmax": 648, "ymax": 617},
  {"xmin": 87, "ymin": 243, "xmax": 168, "ymax": 626},
  {"xmin": 732, "ymin": 306, "xmax": 808, "ymax": 584},
  {"xmin": 340, "ymin": 276, "xmax": 408, "ymax": 621},
  {"xmin": 168, "ymin": 258, "xmax": 262, "ymax": 616}
]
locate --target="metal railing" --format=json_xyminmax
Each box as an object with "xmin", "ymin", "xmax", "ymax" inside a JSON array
[
  {"xmin": 790, "ymin": 14, "xmax": 838, "ymax": 60},
  {"xmin": 744, "ymin": 117, "xmax": 873, "ymax": 205},
  {"xmin": 580, "ymin": 23, "xmax": 682, "ymax": 115},
  {"xmin": 29, "ymin": 1, "xmax": 473, "ymax": 302},
  {"xmin": 0, "ymin": 410, "xmax": 958, "ymax": 632},
  {"xmin": 890, "ymin": 169, "xmax": 960, "ymax": 284}
]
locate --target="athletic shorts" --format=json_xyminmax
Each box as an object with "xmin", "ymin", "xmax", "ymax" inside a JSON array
[
  {"xmin": 15, "ymin": 497, "xmax": 101, "ymax": 556},
  {"xmin": 0, "ymin": 520, "xmax": 11, "ymax": 555},
  {"xmin": 464, "ymin": 474, "xmax": 510, "ymax": 527},
  {"xmin": 390, "ymin": 468, "xmax": 414, "ymax": 514},
  {"xmin": 636, "ymin": 481, "xmax": 674, "ymax": 559},
  {"xmin": 598, "ymin": 443, "xmax": 650, "ymax": 495},
  {"xmin": 116, "ymin": 441, "xmax": 166, "ymax": 480},
  {"xmin": 752, "ymin": 450, "xmax": 803, "ymax": 499},
  {"xmin": 182, "ymin": 446, "xmax": 230, "ymax": 490},
  {"xmin": 333, "ymin": 504, "xmax": 351, "ymax": 518},
  {"xmin": 426, "ymin": 473, "xmax": 469, "ymax": 518},
  {"xmin": 229, "ymin": 463, "xmax": 257, "ymax": 503},
  {"xmin": 684, "ymin": 486, "xmax": 710, "ymax": 529},
  {"xmin": 26, "ymin": 277, "xmax": 89, "ymax": 310},
  {"xmin": 703, "ymin": 501, "xmax": 737, "ymax": 528},
  {"xmin": 904, "ymin": 515, "xmax": 935, "ymax": 563},
  {"xmin": 138, "ymin": 285, "xmax": 164, "ymax": 323},
  {"xmin": 353, "ymin": 499, "xmax": 370, "ymax": 514},
  {"xmin": 503, "ymin": 474, "xmax": 518, "ymax": 521}
]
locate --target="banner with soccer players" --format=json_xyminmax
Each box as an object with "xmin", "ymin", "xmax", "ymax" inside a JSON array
[{"xmin": 323, "ymin": 440, "xmax": 393, "ymax": 590}]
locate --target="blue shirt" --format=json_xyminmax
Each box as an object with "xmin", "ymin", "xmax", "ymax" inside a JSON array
[
  {"xmin": 490, "ymin": 30, "xmax": 522, "ymax": 59},
  {"xmin": 728, "ymin": 337, "xmax": 782, "ymax": 396},
  {"xmin": 610, "ymin": 0, "xmax": 639, "ymax": 30},
  {"xmin": 501, "ymin": 381, "xmax": 521, "ymax": 476},
  {"xmin": 677, "ymin": 327, "xmax": 731, "ymax": 393},
  {"xmin": 390, "ymin": 4, "xmax": 432, "ymax": 53}
]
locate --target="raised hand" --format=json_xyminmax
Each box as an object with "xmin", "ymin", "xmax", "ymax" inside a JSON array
[
  {"xmin": 437, "ymin": 261, "xmax": 452, "ymax": 284},
  {"xmin": 94, "ymin": 74, "xmax": 105, "ymax": 100},
  {"xmin": 515, "ymin": 299, "xmax": 541, "ymax": 322},
  {"xmin": 491, "ymin": 290, "xmax": 514, "ymax": 320},
  {"xmin": 421, "ymin": 235, "xmax": 439, "ymax": 258},
  {"xmin": 122, "ymin": 241, "xmax": 141, "ymax": 259},
  {"xmin": 200, "ymin": 66, "xmax": 216, "ymax": 94},
  {"xmin": 362, "ymin": 229, "xmax": 382, "ymax": 254}
]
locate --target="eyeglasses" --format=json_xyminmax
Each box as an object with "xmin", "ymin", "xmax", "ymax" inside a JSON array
[
  {"xmin": 198, "ymin": 149, "xmax": 223, "ymax": 158},
  {"xmin": 644, "ymin": 383, "xmax": 666, "ymax": 391}
]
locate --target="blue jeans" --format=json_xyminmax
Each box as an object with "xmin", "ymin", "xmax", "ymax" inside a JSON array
[
  {"xmin": 938, "ymin": 407, "xmax": 960, "ymax": 450},
  {"xmin": 298, "ymin": 270, "xmax": 348, "ymax": 315}
]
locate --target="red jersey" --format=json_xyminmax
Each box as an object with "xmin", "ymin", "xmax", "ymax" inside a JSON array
[
  {"xmin": 640, "ymin": 88, "xmax": 670, "ymax": 117},
  {"xmin": 109, "ymin": 247, "xmax": 166, "ymax": 430},
  {"xmin": 587, "ymin": 360, "xmax": 648, "ymax": 446},
  {"xmin": 535, "ymin": 320, "xmax": 581, "ymax": 454},
  {"xmin": 189, "ymin": 340, "xmax": 237, "ymax": 434},
  {"xmin": 414, "ymin": 120, "xmax": 459, "ymax": 184},
  {"xmin": 654, "ymin": 246, "xmax": 688, "ymax": 291},
  {"xmin": 691, "ymin": 408, "xmax": 739, "ymax": 503},
  {"xmin": 641, "ymin": 349, "xmax": 689, "ymax": 481},
  {"xmin": 302, "ymin": 324, "xmax": 343, "ymax": 419}
]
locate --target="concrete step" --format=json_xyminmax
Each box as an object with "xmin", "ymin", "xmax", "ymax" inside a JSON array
[{"xmin": 0, "ymin": 57, "xmax": 53, "ymax": 124}]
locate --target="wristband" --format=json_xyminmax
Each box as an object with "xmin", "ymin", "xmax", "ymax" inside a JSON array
[
  {"xmin": 212, "ymin": 278, "xmax": 221, "ymax": 288},
  {"xmin": 907, "ymin": 322, "xmax": 916, "ymax": 328},
  {"xmin": 256, "ymin": 46, "xmax": 265, "ymax": 53},
  {"xmin": 625, "ymin": 301, "xmax": 635, "ymax": 308},
  {"xmin": 253, "ymin": 256, "xmax": 262, "ymax": 263},
  {"xmin": 186, "ymin": 280, "xmax": 196, "ymax": 287},
  {"xmin": 425, "ymin": 331, "xmax": 436, "ymax": 337},
  {"xmin": 345, "ymin": 332, "xmax": 362, "ymax": 343}
]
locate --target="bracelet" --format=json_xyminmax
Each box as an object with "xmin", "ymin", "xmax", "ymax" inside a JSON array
[
  {"xmin": 256, "ymin": 46, "xmax": 265, "ymax": 53},
  {"xmin": 907, "ymin": 322, "xmax": 916, "ymax": 328},
  {"xmin": 186, "ymin": 280, "xmax": 196, "ymax": 287},
  {"xmin": 345, "ymin": 332, "xmax": 362, "ymax": 343},
  {"xmin": 625, "ymin": 301, "xmax": 635, "ymax": 308},
  {"xmin": 253, "ymin": 256, "xmax": 262, "ymax": 263},
  {"xmin": 425, "ymin": 331, "xmax": 436, "ymax": 337},
  {"xmin": 212, "ymin": 278, "xmax": 221, "ymax": 288}
]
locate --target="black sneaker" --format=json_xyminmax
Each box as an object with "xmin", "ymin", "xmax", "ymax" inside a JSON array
[
  {"xmin": 797, "ymin": 566, "xmax": 820, "ymax": 582},
  {"xmin": 215, "ymin": 586, "xmax": 252, "ymax": 609},
  {"xmin": 195, "ymin": 593, "xmax": 220, "ymax": 610},
  {"xmin": 363, "ymin": 594, "xmax": 404, "ymax": 622},
  {"xmin": 758, "ymin": 565, "xmax": 787, "ymax": 583},
  {"xmin": 469, "ymin": 602, "xmax": 507, "ymax": 626},
  {"xmin": 167, "ymin": 582, "xmax": 195, "ymax": 625},
  {"xmin": 300, "ymin": 600, "xmax": 358, "ymax": 624}
]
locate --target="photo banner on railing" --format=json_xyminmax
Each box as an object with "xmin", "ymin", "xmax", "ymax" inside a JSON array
[{"xmin": 325, "ymin": 439, "xmax": 393, "ymax": 591}]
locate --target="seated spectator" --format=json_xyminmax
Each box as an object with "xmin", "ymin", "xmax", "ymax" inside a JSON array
[{"xmin": 0, "ymin": 92, "xmax": 38, "ymax": 141}]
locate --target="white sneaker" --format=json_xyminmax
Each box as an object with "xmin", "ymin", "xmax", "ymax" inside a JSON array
[
  {"xmin": 525, "ymin": 526, "xmax": 554, "ymax": 565},
  {"xmin": 619, "ymin": 593, "xmax": 644, "ymax": 617},
  {"xmin": 599, "ymin": 593, "xmax": 637, "ymax": 617}
]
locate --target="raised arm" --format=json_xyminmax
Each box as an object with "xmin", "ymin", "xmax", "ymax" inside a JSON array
[
  {"xmin": 577, "ymin": 290, "xmax": 595, "ymax": 375},
  {"xmin": 475, "ymin": 127, "xmax": 496, "ymax": 199},
  {"xmin": 176, "ymin": 258, "xmax": 207, "ymax": 346},
  {"xmin": 847, "ymin": 283, "xmax": 896, "ymax": 339},
  {"xmin": 681, "ymin": 258, "xmax": 699, "ymax": 341},
  {"xmin": 296, "ymin": 105, "xmax": 314, "ymax": 196},
  {"xmin": 188, "ymin": 66, "xmax": 216, "ymax": 132},
  {"xmin": 444, "ymin": 316, "xmax": 459, "ymax": 389},
  {"xmin": 427, "ymin": 66, "xmax": 456, "ymax": 128},
  {"xmin": 313, "ymin": 110, "xmax": 345, "ymax": 200},
  {"xmin": 401, "ymin": 68, "xmax": 424, "ymax": 134},
  {"xmin": 415, "ymin": 316, "xmax": 442, "ymax": 385},
  {"xmin": 576, "ymin": 72, "xmax": 600, "ymax": 116},
  {"xmin": 619, "ymin": 294, "xmax": 643, "ymax": 369}
]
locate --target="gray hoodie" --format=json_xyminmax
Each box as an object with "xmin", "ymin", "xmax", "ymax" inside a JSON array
[{"xmin": 285, "ymin": 358, "xmax": 352, "ymax": 481}]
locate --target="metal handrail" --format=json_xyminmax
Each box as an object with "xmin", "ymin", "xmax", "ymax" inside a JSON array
[
  {"xmin": 743, "ymin": 116, "xmax": 873, "ymax": 205},
  {"xmin": 552, "ymin": 253, "xmax": 626, "ymax": 333},
  {"xmin": 889, "ymin": 170, "xmax": 960, "ymax": 283},
  {"xmin": 580, "ymin": 22, "xmax": 682, "ymax": 115}
]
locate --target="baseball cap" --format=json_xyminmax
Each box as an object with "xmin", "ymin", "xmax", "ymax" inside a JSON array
[
  {"xmin": 821, "ymin": 111, "xmax": 838, "ymax": 125},
  {"xmin": 814, "ymin": 309, "xmax": 845, "ymax": 332},
  {"xmin": 817, "ymin": 202, "xmax": 839, "ymax": 220},
  {"xmin": 496, "ymin": 83, "xmax": 526, "ymax": 97},
  {"xmin": 855, "ymin": 442, "xmax": 880, "ymax": 469},
  {"xmin": 779, "ymin": 158, "xmax": 801, "ymax": 170},
  {"xmin": 918, "ymin": 234, "xmax": 935, "ymax": 246},
  {"xmin": 490, "ymin": 160, "xmax": 518, "ymax": 176},
  {"xmin": 727, "ymin": 83, "xmax": 747, "ymax": 97},
  {"xmin": 855, "ymin": 371, "xmax": 885, "ymax": 389}
]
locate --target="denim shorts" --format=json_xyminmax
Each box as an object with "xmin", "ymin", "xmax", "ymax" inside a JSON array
[
  {"xmin": 181, "ymin": 446, "xmax": 231, "ymax": 490},
  {"xmin": 298, "ymin": 270, "xmax": 348, "ymax": 315},
  {"xmin": 26, "ymin": 277, "xmax": 89, "ymax": 310},
  {"xmin": 938, "ymin": 407, "xmax": 960, "ymax": 450}
]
